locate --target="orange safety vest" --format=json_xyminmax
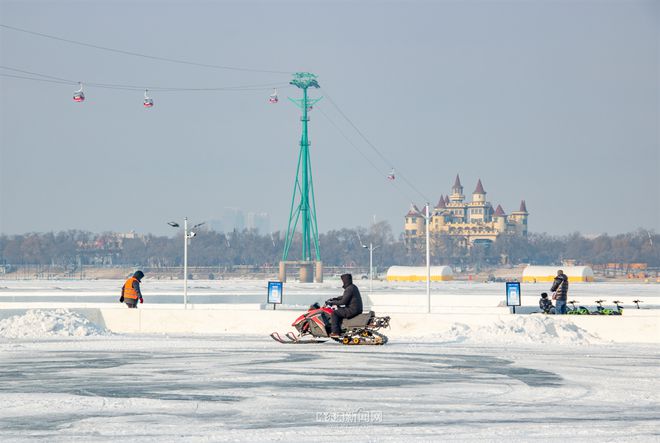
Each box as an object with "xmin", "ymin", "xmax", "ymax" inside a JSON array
[{"xmin": 122, "ymin": 277, "xmax": 140, "ymax": 300}]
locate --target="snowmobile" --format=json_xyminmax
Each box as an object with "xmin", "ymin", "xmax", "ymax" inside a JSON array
[{"xmin": 270, "ymin": 302, "xmax": 391, "ymax": 345}]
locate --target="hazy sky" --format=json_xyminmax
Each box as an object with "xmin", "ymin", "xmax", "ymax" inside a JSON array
[{"xmin": 1, "ymin": 0, "xmax": 658, "ymax": 237}]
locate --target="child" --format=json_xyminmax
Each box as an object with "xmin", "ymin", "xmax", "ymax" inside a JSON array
[{"xmin": 539, "ymin": 292, "xmax": 555, "ymax": 314}]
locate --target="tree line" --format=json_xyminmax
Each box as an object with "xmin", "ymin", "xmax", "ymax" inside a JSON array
[{"xmin": 0, "ymin": 224, "xmax": 658, "ymax": 269}]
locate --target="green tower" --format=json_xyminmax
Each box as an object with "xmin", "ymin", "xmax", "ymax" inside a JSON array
[{"xmin": 280, "ymin": 73, "xmax": 322, "ymax": 282}]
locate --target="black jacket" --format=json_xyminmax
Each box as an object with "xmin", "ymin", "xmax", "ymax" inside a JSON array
[
  {"xmin": 327, "ymin": 274, "xmax": 363, "ymax": 316},
  {"xmin": 539, "ymin": 298, "xmax": 554, "ymax": 313},
  {"xmin": 550, "ymin": 274, "xmax": 569, "ymax": 300}
]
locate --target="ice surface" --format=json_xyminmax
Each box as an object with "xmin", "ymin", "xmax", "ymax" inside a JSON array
[
  {"xmin": 0, "ymin": 335, "xmax": 659, "ymax": 442},
  {"xmin": 0, "ymin": 309, "xmax": 110, "ymax": 338}
]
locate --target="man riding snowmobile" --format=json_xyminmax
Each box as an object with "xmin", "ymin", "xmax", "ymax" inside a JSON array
[{"xmin": 325, "ymin": 273, "xmax": 363, "ymax": 338}]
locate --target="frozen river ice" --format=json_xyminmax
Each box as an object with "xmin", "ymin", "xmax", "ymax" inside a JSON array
[{"xmin": 1, "ymin": 334, "xmax": 659, "ymax": 442}]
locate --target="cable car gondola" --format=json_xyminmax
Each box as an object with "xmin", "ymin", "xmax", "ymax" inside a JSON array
[
  {"xmin": 143, "ymin": 89, "xmax": 154, "ymax": 108},
  {"xmin": 269, "ymin": 88, "xmax": 278, "ymax": 103},
  {"xmin": 73, "ymin": 82, "xmax": 85, "ymax": 102},
  {"xmin": 387, "ymin": 169, "xmax": 396, "ymax": 181}
]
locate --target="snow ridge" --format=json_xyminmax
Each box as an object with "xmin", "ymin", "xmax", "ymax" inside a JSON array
[
  {"xmin": 0, "ymin": 309, "xmax": 110, "ymax": 338},
  {"xmin": 434, "ymin": 316, "xmax": 604, "ymax": 345}
]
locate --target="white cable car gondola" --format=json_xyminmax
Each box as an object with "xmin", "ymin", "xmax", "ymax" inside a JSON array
[
  {"xmin": 269, "ymin": 88, "xmax": 278, "ymax": 104},
  {"xmin": 73, "ymin": 82, "xmax": 85, "ymax": 102},
  {"xmin": 387, "ymin": 169, "xmax": 396, "ymax": 181},
  {"xmin": 143, "ymin": 89, "xmax": 154, "ymax": 108}
]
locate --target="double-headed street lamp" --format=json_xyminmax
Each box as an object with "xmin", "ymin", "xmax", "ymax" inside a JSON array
[
  {"xmin": 358, "ymin": 233, "xmax": 380, "ymax": 292},
  {"xmin": 168, "ymin": 217, "xmax": 204, "ymax": 309}
]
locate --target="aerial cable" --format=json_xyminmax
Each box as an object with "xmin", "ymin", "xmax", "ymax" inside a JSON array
[
  {"xmin": 318, "ymin": 107, "xmax": 411, "ymax": 202},
  {"xmin": 0, "ymin": 65, "xmax": 289, "ymax": 92},
  {"xmin": 321, "ymin": 88, "xmax": 430, "ymax": 203},
  {"xmin": 0, "ymin": 23, "xmax": 293, "ymax": 75}
]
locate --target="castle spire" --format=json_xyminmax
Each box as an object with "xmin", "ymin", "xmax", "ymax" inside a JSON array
[
  {"xmin": 449, "ymin": 174, "xmax": 465, "ymax": 203},
  {"xmin": 406, "ymin": 203, "xmax": 421, "ymax": 216},
  {"xmin": 473, "ymin": 179, "xmax": 486, "ymax": 195},
  {"xmin": 436, "ymin": 195, "xmax": 446, "ymax": 208},
  {"xmin": 494, "ymin": 204, "xmax": 506, "ymax": 217},
  {"xmin": 519, "ymin": 200, "xmax": 528, "ymax": 213}
]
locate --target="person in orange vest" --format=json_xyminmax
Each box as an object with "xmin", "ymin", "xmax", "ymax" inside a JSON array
[{"xmin": 120, "ymin": 271, "xmax": 144, "ymax": 308}]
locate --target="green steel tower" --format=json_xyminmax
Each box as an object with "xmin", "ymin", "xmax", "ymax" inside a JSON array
[{"xmin": 282, "ymin": 72, "xmax": 322, "ymax": 267}]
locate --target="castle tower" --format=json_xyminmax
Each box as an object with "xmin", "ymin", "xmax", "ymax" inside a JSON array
[
  {"xmin": 472, "ymin": 179, "xmax": 486, "ymax": 204},
  {"xmin": 404, "ymin": 203, "xmax": 425, "ymax": 240},
  {"xmin": 449, "ymin": 174, "xmax": 464, "ymax": 203},
  {"xmin": 493, "ymin": 204, "xmax": 507, "ymax": 232},
  {"xmin": 509, "ymin": 200, "xmax": 529, "ymax": 236},
  {"xmin": 435, "ymin": 194, "xmax": 446, "ymax": 210}
]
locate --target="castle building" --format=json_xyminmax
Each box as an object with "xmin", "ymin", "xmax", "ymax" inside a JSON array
[{"xmin": 404, "ymin": 174, "xmax": 529, "ymax": 247}]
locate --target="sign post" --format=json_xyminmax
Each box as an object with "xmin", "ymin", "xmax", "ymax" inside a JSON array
[
  {"xmin": 267, "ymin": 281, "xmax": 283, "ymax": 310},
  {"xmin": 506, "ymin": 281, "xmax": 521, "ymax": 314}
]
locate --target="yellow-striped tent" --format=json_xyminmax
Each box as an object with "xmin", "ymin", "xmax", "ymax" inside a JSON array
[
  {"xmin": 386, "ymin": 266, "xmax": 453, "ymax": 282},
  {"xmin": 522, "ymin": 266, "xmax": 594, "ymax": 283}
]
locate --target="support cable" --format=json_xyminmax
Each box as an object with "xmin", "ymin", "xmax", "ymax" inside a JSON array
[
  {"xmin": 0, "ymin": 23, "xmax": 292, "ymax": 75},
  {"xmin": 321, "ymin": 88, "xmax": 430, "ymax": 203}
]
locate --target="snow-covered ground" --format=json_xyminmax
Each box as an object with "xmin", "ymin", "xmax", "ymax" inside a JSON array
[
  {"xmin": 1, "ymin": 281, "xmax": 658, "ymax": 441},
  {"xmin": 1, "ymin": 330, "xmax": 659, "ymax": 442}
]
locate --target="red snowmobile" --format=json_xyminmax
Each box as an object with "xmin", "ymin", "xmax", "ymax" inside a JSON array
[{"xmin": 270, "ymin": 302, "xmax": 391, "ymax": 345}]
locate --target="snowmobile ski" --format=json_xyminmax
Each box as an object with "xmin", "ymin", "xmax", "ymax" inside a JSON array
[{"xmin": 270, "ymin": 332, "xmax": 326, "ymax": 344}]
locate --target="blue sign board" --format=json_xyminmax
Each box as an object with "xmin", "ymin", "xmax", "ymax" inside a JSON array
[
  {"xmin": 506, "ymin": 281, "xmax": 521, "ymax": 307},
  {"xmin": 267, "ymin": 281, "xmax": 283, "ymax": 305}
]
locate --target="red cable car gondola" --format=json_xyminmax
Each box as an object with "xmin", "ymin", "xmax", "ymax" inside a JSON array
[
  {"xmin": 143, "ymin": 89, "xmax": 154, "ymax": 108},
  {"xmin": 73, "ymin": 82, "xmax": 85, "ymax": 102}
]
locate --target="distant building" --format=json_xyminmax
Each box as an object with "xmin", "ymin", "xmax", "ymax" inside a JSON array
[
  {"xmin": 405, "ymin": 174, "xmax": 529, "ymax": 248},
  {"xmin": 247, "ymin": 212, "xmax": 270, "ymax": 233}
]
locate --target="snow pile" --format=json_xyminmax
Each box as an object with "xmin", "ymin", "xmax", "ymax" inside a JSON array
[
  {"xmin": 0, "ymin": 309, "xmax": 110, "ymax": 338},
  {"xmin": 435, "ymin": 316, "xmax": 604, "ymax": 345}
]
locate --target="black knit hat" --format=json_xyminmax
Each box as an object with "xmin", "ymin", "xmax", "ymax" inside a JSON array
[{"xmin": 133, "ymin": 270, "xmax": 144, "ymax": 281}]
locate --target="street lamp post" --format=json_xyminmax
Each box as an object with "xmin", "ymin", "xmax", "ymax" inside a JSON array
[
  {"xmin": 168, "ymin": 218, "xmax": 204, "ymax": 309},
  {"xmin": 358, "ymin": 234, "xmax": 380, "ymax": 292},
  {"xmin": 424, "ymin": 203, "xmax": 431, "ymax": 313}
]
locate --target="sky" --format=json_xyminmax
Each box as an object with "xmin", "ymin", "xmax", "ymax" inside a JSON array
[{"xmin": 0, "ymin": 0, "xmax": 658, "ymax": 237}]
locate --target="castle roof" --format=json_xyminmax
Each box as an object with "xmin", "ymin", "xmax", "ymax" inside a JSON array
[
  {"xmin": 519, "ymin": 200, "xmax": 528, "ymax": 213},
  {"xmin": 453, "ymin": 174, "xmax": 462, "ymax": 188},
  {"xmin": 473, "ymin": 179, "xmax": 486, "ymax": 194},
  {"xmin": 444, "ymin": 195, "xmax": 450, "ymax": 205},
  {"xmin": 436, "ymin": 195, "xmax": 446, "ymax": 208},
  {"xmin": 406, "ymin": 204, "xmax": 421, "ymax": 216},
  {"xmin": 494, "ymin": 204, "xmax": 506, "ymax": 217}
]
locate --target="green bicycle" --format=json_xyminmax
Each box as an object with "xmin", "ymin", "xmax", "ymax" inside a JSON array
[{"xmin": 566, "ymin": 300, "xmax": 591, "ymax": 315}]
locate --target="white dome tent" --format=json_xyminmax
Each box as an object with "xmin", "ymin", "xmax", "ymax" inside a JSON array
[
  {"xmin": 386, "ymin": 266, "xmax": 453, "ymax": 282},
  {"xmin": 522, "ymin": 266, "xmax": 594, "ymax": 283}
]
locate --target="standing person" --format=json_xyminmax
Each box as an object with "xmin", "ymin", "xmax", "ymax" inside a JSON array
[
  {"xmin": 120, "ymin": 270, "xmax": 144, "ymax": 308},
  {"xmin": 326, "ymin": 273, "xmax": 363, "ymax": 338},
  {"xmin": 550, "ymin": 270, "xmax": 569, "ymax": 314}
]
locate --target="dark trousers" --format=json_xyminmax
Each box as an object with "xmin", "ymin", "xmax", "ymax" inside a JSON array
[
  {"xmin": 331, "ymin": 308, "xmax": 356, "ymax": 334},
  {"xmin": 125, "ymin": 301, "xmax": 138, "ymax": 309}
]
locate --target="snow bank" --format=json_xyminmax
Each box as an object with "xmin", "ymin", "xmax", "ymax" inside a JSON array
[
  {"xmin": 0, "ymin": 309, "xmax": 110, "ymax": 338},
  {"xmin": 432, "ymin": 316, "xmax": 603, "ymax": 345}
]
